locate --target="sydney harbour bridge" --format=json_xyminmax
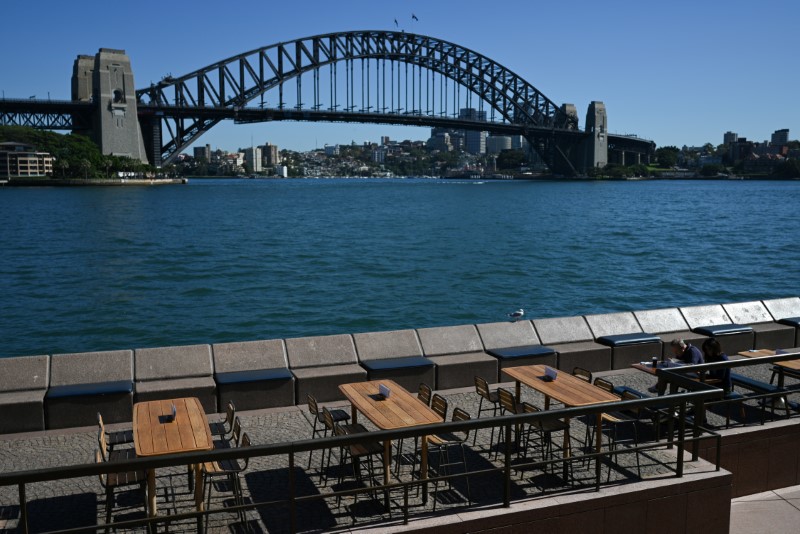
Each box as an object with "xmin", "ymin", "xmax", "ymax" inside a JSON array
[{"xmin": 0, "ymin": 30, "xmax": 654, "ymax": 176}]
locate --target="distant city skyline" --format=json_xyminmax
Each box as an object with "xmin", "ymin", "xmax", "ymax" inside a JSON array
[{"xmin": 1, "ymin": 0, "xmax": 798, "ymax": 153}]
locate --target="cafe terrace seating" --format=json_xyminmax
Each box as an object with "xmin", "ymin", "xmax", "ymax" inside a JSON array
[
  {"xmin": 679, "ymin": 304, "xmax": 754, "ymax": 355},
  {"xmin": 0, "ymin": 354, "xmax": 49, "ymax": 434},
  {"xmin": 532, "ymin": 315, "xmax": 611, "ymax": 373},
  {"xmin": 416, "ymin": 324, "xmax": 498, "ymax": 390},
  {"xmin": 352, "ymin": 328, "xmax": 435, "ymax": 393},
  {"xmin": 476, "ymin": 320, "xmax": 557, "ymax": 381},
  {"xmin": 45, "ymin": 350, "xmax": 134, "ymax": 429},
  {"xmin": 585, "ymin": 311, "xmax": 662, "ymax": 369},
  {"xmin": 763, "ymin": 297, "xmax": 800, "ymax": 346},
  {"xmin": 212, "ymin": 339, "xmax": 294, "ymax": 411},
  {"xmin": 722, "ymin": 301, "xmax": 796, "ymax": 349},
  {"xmin": 134, "ymin": 344, "xmax": 218, "ymax": 413},
  {"xmin": 633, "ymin": 307, "xmax": 708, "ymax": 359},
  {"xmin": 286, "ymin": 333, "xmax": 367, "ymax": 403}
]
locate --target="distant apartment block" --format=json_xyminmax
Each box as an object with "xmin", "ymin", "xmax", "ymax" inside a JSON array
[
  {"xmin": 0, "ymin": 142, "xmax": 54, "ymax": 178},
  {"xmin": 243, "ymin": 146, "xmax": 262, "ymax": 172},
  {"xmin": 486, "ymin": 135, "xmax": 512, "ymax": 155},
  {"xmin": 193, "ymin": 144, "xmax": 211, "ymax": 161},
  {"xmin": 324, "ymin": 144, "xmax": 340, "ymax": 156},
  {"xmin": 261, "ymin": 143, "xmax": 280, "ymax": 167},
  {"xmin": 723, "ymin": 131, "xmax": 738, "ymax": 145},
  {"xmin": 771, "ymin": 129, "xmax": 789, "ymax": 146}
]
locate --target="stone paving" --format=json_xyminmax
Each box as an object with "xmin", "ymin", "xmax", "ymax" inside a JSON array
[{"xmin": 0, "ymin": 363, "xmax": 798, "ymax": 533}]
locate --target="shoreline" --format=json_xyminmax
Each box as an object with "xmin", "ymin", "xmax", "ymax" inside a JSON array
[{"xmin": 1, "ymin": 177, "xmax": 188, "ymax": 187}]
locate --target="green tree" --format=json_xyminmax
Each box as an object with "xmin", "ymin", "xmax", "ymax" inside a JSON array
[
  {"xmin": 700, "ymin": 163, "xmax": 726, "ymax": 177},
  {"xmin": 496, "ymin": 149, "xmax": 525, "ymax": 171},
  {"xmin": 655, "ymin": 146, "xmax": 680, "ymax": 168},
  {"xmin": 772, "ymin": 159, "xmax": 800, "ymax": 178}
]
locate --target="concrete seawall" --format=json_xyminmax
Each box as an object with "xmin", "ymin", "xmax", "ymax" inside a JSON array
[{"xmin": 0, "ymin": 297, "xmax": 798, "ymax": 434}]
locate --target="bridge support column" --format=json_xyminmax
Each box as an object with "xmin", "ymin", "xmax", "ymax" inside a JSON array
[
  {"xmin": 583, "ymin": 101, "xmax": 607, "ymax": 173},
  {"xmin": 71, "ymin": 49, "xmax": 148, "ymax": 164}
]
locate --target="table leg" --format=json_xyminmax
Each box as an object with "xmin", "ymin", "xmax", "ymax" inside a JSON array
[
  {"xmin": 562, "ymin": 417, "xmax": 571, "ymax": 480},
  {"xmin": 515, "ymin": 380, "xmax": 521, "ymax": 400},
  {"xmin": 351, "ymin": 404, "xmax": 358, "ymax": 424},
  {"xmin": 147, "ymin": 468, "xmax": 157, "ymax": 517},
  {"xmin": 383, "ymin": 440, "xmax": 391, "ymax": 508},
  {"xmin": 421, "ymin": 435, "xmax": 429, "ymax": 504},
  {"xmin": 778, "ymin": 369, "xmax": 785, "ymax": 388},
  {"xmin": 544, "ymin": 395, "xmax": 551, "ymax": 411},
  {"xmin": 194, "ymin": 463, "xmax": 204, "ymax": 511}
]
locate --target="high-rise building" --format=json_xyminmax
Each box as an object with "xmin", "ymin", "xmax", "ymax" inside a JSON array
[
  {"xmin": 459, "ymin": 108, "xmax": 488, "ymax": 155},
  {"xmin": 261, "ymin": 143, "xmax": 280, "ymax": 166},
  {"xmin": 486, "ymin": 136, "xmax": 512, "ymax": 155},
  {"xmin": 723, "ymin": 131, "xmax": 738, "ymax": 146},
  {"xmin": 242, "ymin": 146, "xmax": 262, "ymax": 173},
  {"xmin": 193, "ymin": 144, "xmax": 211, "ymax": 161},
  {"xmin": 771, "ymin": 129, "xmax": 789, "ymax": 146}
]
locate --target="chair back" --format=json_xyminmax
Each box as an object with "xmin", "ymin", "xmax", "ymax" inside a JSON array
[
  {"xmin": 239, "ymin": 432, "xmax": 252, "ymax": 469},
  {"xmin": 418, "ymin": 382, "xmax": 432, "ymax": 406},
  {"xmin": 307, "ymin": 394, "xmax": 319, "ymax": 416},
  {"xmin": 497, "ymin": 388, "xmax": 518, "ymax": 414},
  {"xmin": 522, "ymin": 402, "xmax": 540, "ymax": 414},
  {"xmin": 474, "ymin": 376, "xmax": 492, "ymax": 402},
  {"xmin": 322, "ymin": 407, "xmax": 336, "ymax": 432},
  {"xmin": 95, "ymin": 449, "xmax": 107, "ymax": 488},
  {"xmin": 451, "ymin": 407, "xmax": 471, "ymax": 442},
  {"xmin": 97, "ymin": 428, "xmax": 110, "ymax": 460},
  {"xmin": 224, "ymin": 400, "xmax": 236, "ymax": 429},
  {"xmin": 593, "ymin": 377, "xmax": 615, "ymax": 395},
  {"xmin": 431, "ymin": 393, "xmax": 448, "ymax": 420},
  {"xmin": 230, "ymin": 416, "xmax": 243, "ymax": 447},
  {"xmin": 573, "ymin": 367, "xmax": 593, "ymax": 382},
  {"xmin": 621, "ymin": 391, "xmax": 643, "ymax": 418}
]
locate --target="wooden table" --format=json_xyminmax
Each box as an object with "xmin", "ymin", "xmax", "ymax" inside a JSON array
[
  {"xmin": 339, "ymin": 380, "xmax": 442, "ymax": 502},
  {"xmin": 631, "ymin": 360, "xmax": 684, "ymax": 376},
  {"xmin": 133, "ymin": 397, "xmax": 214, "ymax": 518},
  {"xmin": 738, "ymin": 349, "xmax": 800, "ymax": 387},
  {"xmin": 502, "ymin": 365, "xmax": 618, "ymax": 477}
]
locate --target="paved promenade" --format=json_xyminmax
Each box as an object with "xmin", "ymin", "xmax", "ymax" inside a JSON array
[{"xmin": 0, "ymin": 365, "xmax": 793, "ymax": 532}]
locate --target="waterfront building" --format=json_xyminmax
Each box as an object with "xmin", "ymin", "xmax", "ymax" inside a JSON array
[
  {"xmin": 324, "ymin": 144, "xmax": 340, "ymax": 156},
  {"xmin": 0, "ymin": 141, "xmax": 54, "ymax": 178},
  {"xmin": 243, "ymin": 146, "xmax": 263, "ymax": 173},
  {"xmin": 261, "ymin": 143, "xmax": 280, "ymax": 167},
  {"xmin": 274, "ymin": 164, "xmax": 288, "ymax": 177},
  {"xmin": 193, "ymin": 143, "xmax": 211, "ymax": 161}
]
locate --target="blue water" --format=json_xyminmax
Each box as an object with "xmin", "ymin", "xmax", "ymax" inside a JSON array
[{"xmin": 1, "ymin": 178, "xmax": 798, "ymax": 357}]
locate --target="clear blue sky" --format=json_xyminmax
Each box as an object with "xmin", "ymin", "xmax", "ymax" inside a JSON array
[{"xmin": 2, "ymin": 0, "xmax": 798, "ymax": 152}]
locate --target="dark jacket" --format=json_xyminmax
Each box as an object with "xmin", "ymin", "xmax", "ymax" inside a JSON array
[
  {"xmin": 680, "ymin": 344, "xmax": 704, "ymax": 365},
  {"xmin": 707, "ymin": 352, "xmax": 732, "ymax": 392}
]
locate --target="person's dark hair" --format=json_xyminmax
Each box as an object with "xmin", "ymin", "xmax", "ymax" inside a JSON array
[{"xmin": 701, "ymin": 337, "xmax": 723, "ymax": 360}]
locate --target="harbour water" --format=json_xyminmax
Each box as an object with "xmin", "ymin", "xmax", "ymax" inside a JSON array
[{"xmin": 1, "ymin": 178, "xmax": 798, "ymax": 358}]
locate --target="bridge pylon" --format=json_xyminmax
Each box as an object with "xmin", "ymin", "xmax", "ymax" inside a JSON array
[{"xmin": 71, "ymin": 49, "xmax": 148, "ymax": 164}]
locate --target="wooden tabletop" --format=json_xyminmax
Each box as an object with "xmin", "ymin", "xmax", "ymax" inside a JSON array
[
  {"xmin": 631, "ymin": 360, "xmax": 685, "ymax": 376},
  {"xmin": 339, "ymin": 380, "xmax": 443, "ymax": 429},
  {"xmin": 738, "ymin": 349, "xmax": 800, "ymax": 371},
  {"xmin": 502, "ymin": 365, "xmax": 619, "ymax": 407},
  {"xmin": 133, "ymin": 397, "xmax": 213, "ymax": 457}
]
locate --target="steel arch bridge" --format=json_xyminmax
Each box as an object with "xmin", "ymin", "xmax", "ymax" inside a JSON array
[{"xmin": 135, "ymin": 30, "xmax": 586, "ymax": 171}]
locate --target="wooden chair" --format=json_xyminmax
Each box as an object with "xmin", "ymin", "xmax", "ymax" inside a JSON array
[
  {"xmin": 307, "ymin": 393, "xmax": 350, "ymax": 468},
  {"xmin": 572, "ymin": 367, "xmax": 593, "ymax": 383},
  {"xmin": 521, "ymin": 402, "xmax": 570, "ymax": 472},
  {"xmin": 97, "ymin": 412, "xmax": 133, "ymax": 454},
  {"xmin": 333, "ymin": 420, "xmax": 384, "ymax": 506},
  {"xmin": 202, "ymin": 433, "xmax": 251, "ymax": 531},
  {"xmin": 96, "ymin": 449, "xmax": 145, "ymax": 532},
  {"xmin": 418, "ymin": 382, "xmax": 433, "ymax": 406},
  {"xmin": 427, "ymin": 407, "xmax": 472, "ymax": 510},
  {"xmin": 473, "ymin": 376, "xmax": 500, "ymax": 446},
  {"xmin": 210, "ymin": 400, "xmax": 236, "ymax": 438}
]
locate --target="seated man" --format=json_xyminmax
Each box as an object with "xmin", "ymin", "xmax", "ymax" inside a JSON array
[{"xmin": 648, "ymin": 338, "xmax": 705, "ymax": 394}]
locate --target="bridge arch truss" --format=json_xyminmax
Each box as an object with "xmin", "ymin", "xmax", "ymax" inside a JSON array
[{"xmin": 137, "ymin": 30, "xmax": 578, "ymax": 166}]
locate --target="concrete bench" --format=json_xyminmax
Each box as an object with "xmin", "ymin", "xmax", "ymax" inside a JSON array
[
  {"xmin": 286, "ymin": 334, "xmax": 366, "ymax": 403},
  {"xmin": 353, "ymin": 329, "xmax": 434, "ymax": 393},
  {"xmin": 416, "ymin": 325, "xmax": 497, "ymax": 390},
  {"xmin": 680, "ymin": 304, "xmax": 755, "ymax": 355},
  {"xmin": 764, "ymin": 297, "xmax": 800, "ymax": 346},
  {"xmin": 633, "ymin": 307, "xmax": 708, "ymax": 359},
  {"xmin": 212, "ymin": 339, "xmax": 294, "ymax": 411},
  {"xmin": 477, "ymin": 321, "xmax": 556, "ymax": 380},
  {"xmin": 134, "ymin": 344, "xmax": 217, "ymax": 413},
  {"xmin": 722, "ymin": 301, "xmax": 797, "ymax": 349},
  {"xmin": 532, "ymin": 316, "xmax": 611, "ymax": 373},
  {"xmin": 45, "ymin": 350, "xmax": 133, "ymax": 429},
  {"xmin": 586, "ymin": 312, "xmax": 662, "ymax": 369},
  {"xmin": 0, "ymin": 355, "xmax": 49, "ymax": 434}
]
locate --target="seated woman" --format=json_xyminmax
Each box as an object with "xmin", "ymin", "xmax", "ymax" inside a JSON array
[{"xmin": 702, "ymin": 337, "xmax": 732, "ymax": 392}]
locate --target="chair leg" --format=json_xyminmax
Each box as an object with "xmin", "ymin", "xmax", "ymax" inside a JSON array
[{"xmin": 105, "ymin": 486, "xmax": 113, "ymax": 533}]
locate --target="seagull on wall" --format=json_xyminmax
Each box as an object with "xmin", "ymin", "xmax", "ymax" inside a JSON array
[{"xmin": 508, "ymin": 309, "xmax": 525, "ymax": 322}]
